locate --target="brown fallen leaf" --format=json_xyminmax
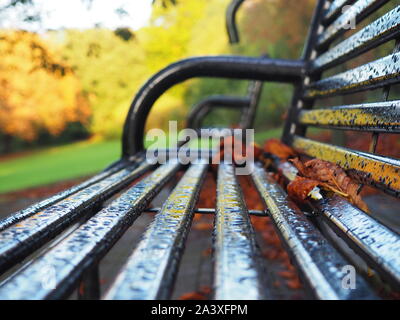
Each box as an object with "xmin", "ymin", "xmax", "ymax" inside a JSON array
[
  {"xmin": 201, "ymin": 247, "xmax": 212, "ymax": 257},
  {"xmin": 287, "ymin": 176, "xmax": 320, "ymax": 203},
  {"xmin": 290, "ymin": 158, "xmax": 368, "ymax": 212},
  {"xmin": 264, "ymin": 138, "xmax": 297, "ymax": 160},
  {"xmin": 214, "ymin": 136, "xmax": 262, "ymax": 164},
  {"xmin": 286, "ymin": 278, "xmax": 302, "ymax": 290},
  {"xmin": 193, "ymin": 222, "xmax": 213, "ymax": 231},
  {"xmin": 278, "ymin": 270, "xmax": 297, "ymax": 280},
  {"xmin": 262, "ymin": 248, "xmax": 280, "ymax": 260},
  {"xmin": 249, "ymin": 141, "xmax": 263, "ymax": 160},
  {"xmin": 178, "ymin": 292, "xmax": 207, "ymax": 300},
  {"xmin": 178, "ymin": 286, "xmax": 211, "ymax": 300}
]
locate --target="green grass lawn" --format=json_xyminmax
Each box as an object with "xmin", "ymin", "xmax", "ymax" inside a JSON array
[
  {"xmin": 0, "ymin": 128, "xmax": 284, "ymax": 194},
  {"xmin": 0, "ymin": 139, "xmax": 121, "ymax": 194}
]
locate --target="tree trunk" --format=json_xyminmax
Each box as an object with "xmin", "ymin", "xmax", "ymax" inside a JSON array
[{"xmin": 1, "ymin": 134, "xmax": 13, "ymax": 154}]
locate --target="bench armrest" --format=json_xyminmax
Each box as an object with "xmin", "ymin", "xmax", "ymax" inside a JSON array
[
  {"xmin": 186, "ymin": 95, "xmax": 250, "ymax": 130},
  {"xmin": 122, "ymin": 55, "xmax": 305, "ymax": 157},
  {"xmin": 226, "ymin": 0, "xmax": 245, "ymax": 44}
]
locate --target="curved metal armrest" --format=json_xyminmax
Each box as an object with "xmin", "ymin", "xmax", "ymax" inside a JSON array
[
  {"xmin": 122, "ymin": 55, "xmax": 305, "ymax": 158},
  {"xmin": 240, "ymin": 80, "xmax": 263, "ymax": 129},
  {"xmin": 186, "ymin": 95, "xmax": 250, "ymax": 130},
  {"xmin": 226, "ymin": 0, "xmax": 245, "ymax": 44}
]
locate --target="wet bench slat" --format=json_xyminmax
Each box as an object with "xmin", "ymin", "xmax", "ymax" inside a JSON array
[
  {"xmin": 293, "ymin": 136, "xmax": 400, "ymax": 196},
  {"xmin": 1, "ymin": 0, "xmax": 399, "ymax": 300},
  {"xmin": 0, "ymin": 161, "xmax": 180, "ymax": 300},
  {"xmin": 323, "ymin": 0, "xmax": 355, "ymax": 24},
  {"xmin": 305, "ymin": 52, "xmax": 400, "ymax": 98},
  {"xmin": 299, "ymin": 100, "xmax": 400, "ymax": 132},
  {"xmin": 0, "ymin": 159, "xmax": 132, "ymax": 232},
  {"xmin": 251, "ymin": 165, "xmax": 376, "ymax": 300},
  {"xmin": 0, "ymin": 161, "xmax": 153, "ymax": 275},
  {"xmin": 313, "ymin": 6, "xmax": 400, "ymax": 72},
  {"xmin": 213, "ymin": 163, "xmax": 267, "ymax": 300},
  {"xmin": 105, "ymin": 163, "xmax": 207, "ymax": 300},
  {"xmin": 315, "ymin": 195, "xmax": 400, "ymax": 290},
  {"xmin": 317, "ymin": 0, "xmax": 390, "ymax": 48},
  {"xmin": 277, "ymin": 161, "xmax": 400, "ymax": 290}
]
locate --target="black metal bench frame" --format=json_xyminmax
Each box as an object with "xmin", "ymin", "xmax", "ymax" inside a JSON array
[{"xmin": 0, "ymin": 0, "xmax": 399, "ymax": 300}]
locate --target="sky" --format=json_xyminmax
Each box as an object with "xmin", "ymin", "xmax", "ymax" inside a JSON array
[{"xmin": 0, "ymin": 0, "xmax": 154, "ymax": 31}]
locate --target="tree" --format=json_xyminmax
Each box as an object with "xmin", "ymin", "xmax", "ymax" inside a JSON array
[
  {"xmin": 59, "ymin": 28, "xmax": 147, "ymax": 138},
  {"xmin": 239, "ymin": 0, "xmax": 315, "ymax": 59},
  {"xmin": 0, "ymin": 0, "xmax": 176, "ymax": 28},
  {"xmin": 0, "ymin": 31, "xmax": 90, "ymax": 150},
  {"xmin": 152, "ymin": 0, "xmax": 177, "ymax": 8}
]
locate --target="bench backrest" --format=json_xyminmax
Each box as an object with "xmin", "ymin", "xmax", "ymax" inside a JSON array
[{"xmin": 283, "ymin": 0, "xmax": 400, "ymax": 197}]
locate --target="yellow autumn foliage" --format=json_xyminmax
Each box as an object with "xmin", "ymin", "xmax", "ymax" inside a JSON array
[{"xmin": 0, "ymin": 31, "xmax": 90, "ymax": 141}]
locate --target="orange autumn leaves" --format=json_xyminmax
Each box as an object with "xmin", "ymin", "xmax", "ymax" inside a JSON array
[
  {"xmin": 264, "ymin": 139, "xmax": 368, "ymax": 212},
  {"xmin": 214, "ymin": 136, "xmax": 368, "ymax": 212},
  {"xmin": 188, "ymin": 172, "xmax": 303, "ymax": 297},
  {"xmin": 211, "ymin": 135, "xmax": 262, "ymax": 166},
  {"xmin": 179, "ymin": 286, "xmax": 211, "ymax": 300},
  {"xmin": 264, "ymin": 138, "xmax": 296, "ymax": 160},
  {"xmin": 289, "ymin": 158, "xmax": 368, "ymax": 211},
  {"xmin": 286, "ymin": 176, "xmax": 320, "ymax": 203},
  {"xmin": 179, "ymin": 136, "xmax": 369, "ymax": 299},
  {"xmin": 0, "ymin": 31, "xmax": 90, "ymax": 142}
]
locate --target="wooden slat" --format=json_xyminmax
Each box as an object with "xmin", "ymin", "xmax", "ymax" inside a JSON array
[
  {"xmin": 317, "ymin": 0, "xmax": 390, "ymax": 48},
  {"xmin": 299, "ymin": 100, "xmax": 400, "ymax": 132},
  {"xmin": 293, "ymin": 136, "xmax": 400, "ymax": 195},
  {"xmin": 313, "ymin": 6, "xmax": 400, "ymax": 71},
  {"xmin": 305, "ymin": 52, "xmax": 400, "ymax": 98}
]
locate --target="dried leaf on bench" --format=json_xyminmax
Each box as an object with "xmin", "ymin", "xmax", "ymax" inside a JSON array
[
  {"xmin": 249, "ymin": 141, "xmax": 263, "ymax": 160},
  {"xmin": 287, "ymin": 176, "xmax": 320, "ymax": 203},
  {"xmin": 289, "ymin": 158, "xmax": 368, "ymax": 212},
  {"xmin": 263, "ymin": 138, "xmax": 297, "ymax": 160},
  {"xmin": 178, "ymin": 291, "xmax": 207, "ymax": 300},
  {"xmin": 193, "ymin": 221, "xmax": 213, "ymax": 231},
  {"xmin": 178, "ymin": 286, "xmax": 211, "ymax": 300},
  {"xmin": 213, "ymin": 136, "xmax": 262, "ymax": 166}
]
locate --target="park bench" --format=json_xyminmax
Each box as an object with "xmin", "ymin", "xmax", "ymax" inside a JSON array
[{"xmin": 0, "ymin": 0, "xmax": 399, "ymax": 300}]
